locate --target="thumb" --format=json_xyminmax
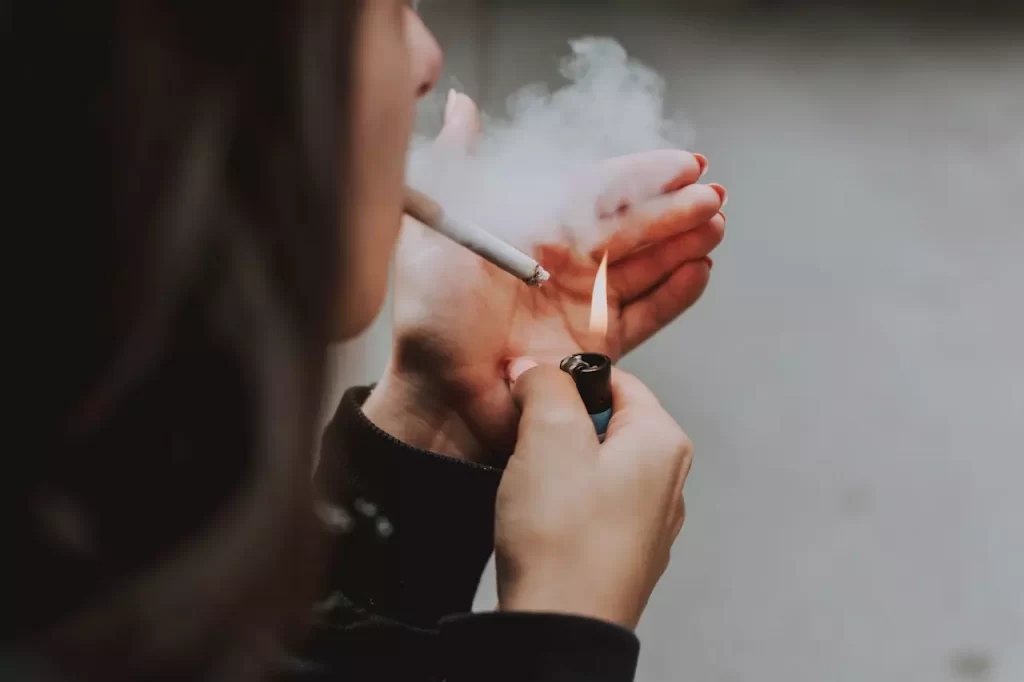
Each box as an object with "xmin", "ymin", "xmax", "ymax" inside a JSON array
[
  {"xmin": 508, "ymin": 360, "xmax": 594, "ymax": 458},
  {"xmin": 435, "ymin": 89, "xmax": 481, "ymax": 151}
]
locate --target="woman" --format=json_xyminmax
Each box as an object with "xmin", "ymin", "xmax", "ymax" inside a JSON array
[{"xmin": 10, "ymin": 1, "xmax": 726, "ymax": 680}]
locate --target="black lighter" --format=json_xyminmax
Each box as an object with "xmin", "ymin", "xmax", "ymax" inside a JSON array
[{"xmin": 559, "ymin": 353, "xmax": 613, "ymax": 442}]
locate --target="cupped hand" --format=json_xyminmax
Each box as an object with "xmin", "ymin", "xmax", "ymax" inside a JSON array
[{"xmin": 363, "ymin": 93, "xmax": 725, "ymax": 461}]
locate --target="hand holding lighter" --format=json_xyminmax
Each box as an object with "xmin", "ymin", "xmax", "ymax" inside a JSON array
[{"xmin": 559, "ymin": 353, "xmax": 613, "ymax": 441}]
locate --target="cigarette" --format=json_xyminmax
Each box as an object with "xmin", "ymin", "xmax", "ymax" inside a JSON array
[{"xmin": 403, "ymin": 186, "xmax": 549, "ymax": 287}]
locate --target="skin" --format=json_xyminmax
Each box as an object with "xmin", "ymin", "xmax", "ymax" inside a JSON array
[
  {"xmin": 344, "ymin": 0, "xmax": 725, "ymax": 627},
  {"xmin": 346, "ymin": 3, "xmax": 726, "ymax": 461},
  {"xmin": 497, "ymin": 363, "xmax": 692, "ymax": 628},
  {"xmin": 338, "ymin": 3, "xmax": 441, "ymax": 337}
]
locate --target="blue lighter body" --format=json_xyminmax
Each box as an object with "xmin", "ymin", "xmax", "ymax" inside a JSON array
[{"xmin": 591, "ymin": 408, "xmax": 613, "ymax": 442}]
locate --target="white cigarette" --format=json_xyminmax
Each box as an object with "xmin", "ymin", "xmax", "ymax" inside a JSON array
[{"xmin": 403, "ymin": 186, "xmax": 549, "ymax": 287}]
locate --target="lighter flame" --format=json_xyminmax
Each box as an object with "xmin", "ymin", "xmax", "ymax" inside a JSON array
[{"xmin": 589, "ymin": 251, "xmax": 609, "ymax": 336}]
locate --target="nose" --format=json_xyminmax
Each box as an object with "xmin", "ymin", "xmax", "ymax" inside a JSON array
[{"xmin": 405, "ymin": 9, "xmax": 443, "ymax": 98}]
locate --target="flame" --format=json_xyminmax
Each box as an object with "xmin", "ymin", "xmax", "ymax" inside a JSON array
[{"xmin": 589, "ymin": 251, "xmax": 609, "ymax": 336}]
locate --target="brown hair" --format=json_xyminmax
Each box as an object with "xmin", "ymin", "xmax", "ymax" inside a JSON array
[{"xmin": 9, "ymin": 1, "xmax": 361, "ymax": 678}]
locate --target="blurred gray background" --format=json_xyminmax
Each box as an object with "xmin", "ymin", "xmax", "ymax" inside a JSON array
[{"xmin": 328, "ymin": 2, "xmax": 1024, "ymax": 681}]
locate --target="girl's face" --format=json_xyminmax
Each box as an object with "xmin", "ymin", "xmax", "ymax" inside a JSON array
[{"xmin": 336, "ymin": 2, "xmax": 442, "ymax": 338}]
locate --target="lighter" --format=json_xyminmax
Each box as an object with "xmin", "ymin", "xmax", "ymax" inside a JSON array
[{"xmin": 559, "ymin": 352, "xmax": 613, "ymax": 441}]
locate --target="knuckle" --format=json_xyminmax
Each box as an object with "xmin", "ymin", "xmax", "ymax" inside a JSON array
[
  {"xmin": 671, "ymin": 428, "xmax": 693, "ymax": 461},
  {"xmin": 649, "ymin": 421, "xmax": 691, "ymax": 464},
  {"xmin": 679, "ymin": 434, "xmax": 694, "ymax": 461},
  {"xmin": 667, "ymin": 496, "xmax": 686, "ymax": 538}
]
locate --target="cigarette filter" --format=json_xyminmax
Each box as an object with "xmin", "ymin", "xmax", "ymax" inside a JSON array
[{"xmin": 559, "ymin": 353, "xmax": 613, "ymax": 442}]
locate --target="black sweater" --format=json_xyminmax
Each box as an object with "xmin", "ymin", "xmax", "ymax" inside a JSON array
[{"xmin": 291, "ymin": 386, "xmax": 641, "ymax": 682}]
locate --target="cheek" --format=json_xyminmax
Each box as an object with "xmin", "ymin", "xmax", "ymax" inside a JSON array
[
  {"xmin": 350, "ymin": 13, "xmax": 414, "ymax": 259},
  {"xmin": 350, "ymin": 98, "xmax": 410, "ymax": 288},
  {"xmin": 342, "ymin": 110, "xmax": 407, "ymax": 335},
  {"xmin": 335, "ymin": 214, "xmax": 400, "ymax": 339},
  {"xmin": 335, "ymin": 6, "xmax": 416, "ymax": 337}
]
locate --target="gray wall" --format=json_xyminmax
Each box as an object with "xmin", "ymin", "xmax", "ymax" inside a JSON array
[{"xmin": 330, "ymin": 4, "xmax": 1024, "ymax": 681}]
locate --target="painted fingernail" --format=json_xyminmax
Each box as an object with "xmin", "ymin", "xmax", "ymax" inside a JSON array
[
  {"xmin": 694, "ymin": 153, "xmax": 709, "ymax": 178},
  {"xmin": 445, "ymin": 88, "xmax": 458, "ymax": 120},
  {"xmin": 709, "ymin": 183, "xmax": 729, "ymax": 207},
  {"xmin": 506, "ymin": 357, "xmax": 539, "ymax": 383}
]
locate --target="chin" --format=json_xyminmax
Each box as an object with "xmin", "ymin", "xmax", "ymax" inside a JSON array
[{"xmin": 332, "ymin": 283, "xmax": 389, "ymax": 341}]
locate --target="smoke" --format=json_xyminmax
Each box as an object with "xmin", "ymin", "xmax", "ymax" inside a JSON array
[{"xmin": 407, "ymin": 37, "xmax": 693, "ymax": 254}]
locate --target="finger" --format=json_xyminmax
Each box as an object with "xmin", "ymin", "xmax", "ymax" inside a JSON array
[
  {"xmin": 595, "ymin": 184, "xmax": 725, "ymax": 262},
  {"xmin": 619, "ymin": 258, "xmax": 711, "ymax": 355},
  {"xmin": 511, "ymin": 363, "xmax": 584, "ymax": 413},
  {"xmin": 511, "ymin": 364, "xmax": 595, "ymax": 460},
  {"xmin": 533, "ymin": 195, "xmax": 722, "ymax": 298},
  {"xmin": 588, "ymin": 150, "xmax": 709, "ymax": 218},
  {"xmin": 434, "ymin": 90, "xmax": 481, "ymax": 151},
  {"xmin": 610, "ymin": 212, "xmax": 725, "ymax": 304},
  {"xmin": 535, "ymin": 212, "xmax": 723, "ymax": 299}
]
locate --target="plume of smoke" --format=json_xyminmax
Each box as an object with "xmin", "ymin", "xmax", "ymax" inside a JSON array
[{"xmin": 408, "ymin": 37, "xmax": 693, "ymax": 255}]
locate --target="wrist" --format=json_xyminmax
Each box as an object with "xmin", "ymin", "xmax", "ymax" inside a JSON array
[
  {"xmin": 362, "ymin": 367, "xmax": 486, "ymax": 462},
  {"xmin": 498, "ymin": 576, "xmax": 641, "ymax": 631}
]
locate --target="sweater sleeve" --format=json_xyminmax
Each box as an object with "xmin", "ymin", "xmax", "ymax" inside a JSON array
[
  {"xmin": 314, "ymin": 386, "xmax": 503, "ymax": 627},
  {"xmin": 289, "ymin": 386, "xmax": 639, "ymax": 682}
]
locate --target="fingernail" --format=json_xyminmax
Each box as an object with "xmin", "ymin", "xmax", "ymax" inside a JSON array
[
  {"xmin": 694, "ymin": 153, "xmax": 709, "ymax": 178},
  {"xmin": 446, "ymin": 94, "xmax": 473, "ymax": 128},
  {"xmin": 717, "ymin": 210, "xmax": 726, "ymax": 221},
  {"xmin": 445, "ymin": 88, "xmax": 458, "ymax": 120},
  {"xmin": 506, "ymin": 357, "xmax": 538, "ymax": 383},
  {"xmin": 709, "ymin": 183, "xmax": 728, "ymax": 207}
]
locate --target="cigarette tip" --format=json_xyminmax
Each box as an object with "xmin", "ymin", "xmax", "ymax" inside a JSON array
[{"xmin": 528, "ymin": 266, "xmax": 550, "ymax": 288}]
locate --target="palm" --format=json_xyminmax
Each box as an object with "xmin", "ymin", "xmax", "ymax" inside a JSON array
[
  {"xmin": 392, "ymin": 208, "xmax": 719, "ymax": 452},
  {"xmin": 389, "ymin": 92, "xmax": 724, "ymax": 454},
  {"xmin": 508, "ymin": 252, "xmax": 621, "ymax": 362}
]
